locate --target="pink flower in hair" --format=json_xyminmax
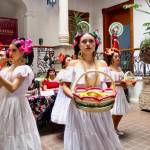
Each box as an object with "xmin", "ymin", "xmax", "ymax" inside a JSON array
[
  {"xmin": 11, "ymin": 38, "xmax": 33, "ymax": 55},
  {"xmin": 73, "ymin": 39, "xmax": 78, "ymax": 46},
  {"xmin": 95, "ymin": 38, "xmax": 100, "ymax": 45},
  {"xmin": 17, "ymin": 39, "xmax": 33, "ymax": 55},
  {"xmin": 24, "ymin": 39, "xmax": 33, "ymax": 54}
]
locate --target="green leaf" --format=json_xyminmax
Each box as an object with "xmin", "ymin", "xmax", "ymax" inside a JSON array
[
  {"xmin": 123, "ymin": 3, "xmax": 141, "ymax": 9},
  {"xmin": 143, "ymin": 22, "xmax": 150, "ymax": 27},
  {"xmin": 140, "ymin": 39, "xmax": 150, "ymax": 49}
]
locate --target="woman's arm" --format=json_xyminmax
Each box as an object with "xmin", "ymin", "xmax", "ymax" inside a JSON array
[
  {"xmin": 0, "ymin": 75, "xmax": 25, "ymax": 92},
  {"xmin": 62, "ymin": 82, "xmax": 73, "ymax": 99}
]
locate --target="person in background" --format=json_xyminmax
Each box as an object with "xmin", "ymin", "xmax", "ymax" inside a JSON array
[
  {"xmin": 51, "ymin": 54, "xmax": 72, "ymax": 124},
  {"xmin": 42, "ymin": 68, "xmax": 59, "ymax": 90},
  {"xmin": 0, "ymin": 38, "xmax": 42, "ymax": 150},
  {"xmin": 62, "ymin": 32, "xmax": 122, "ymax": 150},
  {"xmin": 27, "ymin": 79, "xmax": 40, "ymax": 96},
  {"xmin": 0, "ymin": 49, "xmax": 10, "ymax": 70},
  {"xmin": 105, "ymin": 48, "xmax": 129, "ymax": 136}
]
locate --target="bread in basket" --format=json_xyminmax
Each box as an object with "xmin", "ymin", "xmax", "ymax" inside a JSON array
[{"xmin": 122, "ymin": 71, "xmax": 136, "ymax": 86}]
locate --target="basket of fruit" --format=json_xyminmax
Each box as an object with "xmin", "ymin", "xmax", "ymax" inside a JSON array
[
  {"xmin": 122, "ymin": 71, "xmax": 136, "ymax": 86},
  {"xmin": 72, "ymin": 71, "xmax": 116, "ymax": 112}
]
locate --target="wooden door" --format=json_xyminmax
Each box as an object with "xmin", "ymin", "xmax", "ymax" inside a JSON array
[{"xmin": 102, "ymin": 0, "xmax": 134, "ymax": 71}]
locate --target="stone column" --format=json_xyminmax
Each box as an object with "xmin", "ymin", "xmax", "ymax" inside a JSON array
[
  {"xmin": 24, "ymin": 11, "xmax": 38, "ymax": 75},
  {"xmin": 58, "ymin": 0, "xmax": 69, "ymax": 44}
]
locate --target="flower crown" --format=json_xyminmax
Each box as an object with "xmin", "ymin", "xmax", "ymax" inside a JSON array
[
  {"xmin": 104, "ymin": 48, "xmax": 120, "ymax": 56},
  {"xmin": 12, "ymin": 39, "xmax": 33, "ymax": 55}
]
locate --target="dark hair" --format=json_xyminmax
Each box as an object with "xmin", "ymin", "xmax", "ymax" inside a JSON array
[
  {"xmin": 46, "ymin": 68, "xmax": 56, "ymax": 79},
  {"xmin": 105, "ymin": 54, "xmax": 114, "ymax": 66},
  {"xmin": 105, "ymin": 52, "xmax": 120, "ymax": 66},
  {"xmin": 61, "ymin": 54, "xmax": 71, "ymax": 68},
  {"xmin": 24, "ymin": 51, "xmax": 34, "ymax": 66},
  {"xmin": 74, "ymin": 33, "xmax": 99, "ymax": 58}
]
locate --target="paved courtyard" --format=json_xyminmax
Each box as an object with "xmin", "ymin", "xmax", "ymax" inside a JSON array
[{"xmin": 40, "ymin": 103, "xmax": 150, "ymax": 150}]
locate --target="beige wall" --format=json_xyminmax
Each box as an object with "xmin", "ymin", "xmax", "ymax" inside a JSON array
[{"xmin": 0, "ymin": 0, "xmax": 148, "ymax": 102}]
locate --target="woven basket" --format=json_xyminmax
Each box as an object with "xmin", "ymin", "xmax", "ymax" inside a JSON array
[
  {"xmin": 123, "ymin": 71, "xmax": 136, "ymax": 86},
  {"xmin": 72, "ymin": 71, "xmax": 116, "ymax": 112}
]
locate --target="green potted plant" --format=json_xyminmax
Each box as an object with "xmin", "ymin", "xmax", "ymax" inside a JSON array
[
  {"xmin": 139, "ymin": 22, "xmax": 150, "ymax": 64},
  {"xmin": 124, "ymin": 0, "xmax": 150, "ymax": 64}
]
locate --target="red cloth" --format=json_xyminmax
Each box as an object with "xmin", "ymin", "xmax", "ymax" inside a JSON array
[
  {"xmin": 43, "ymin": 80, "xmax": 59, "ymax": 89},
  {"xmin": 112, "ymin": 33, "xmax": 119, "ymax": 49}
]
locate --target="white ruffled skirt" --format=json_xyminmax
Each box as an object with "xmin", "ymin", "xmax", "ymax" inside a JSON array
[
  {"xmin": 0, "ymin": 89, "xmax": 42, "ymax": 150},
  {"xmin": 51, "ymin": 88, "xmax": 71, "ymax": 124},
  {"xmin": 64, "ymin": 102, "xmax": 123, "ymax": 150},
  {"xmin": 111, "ymin": 86, "xmax": 129, "ymax": 115}
]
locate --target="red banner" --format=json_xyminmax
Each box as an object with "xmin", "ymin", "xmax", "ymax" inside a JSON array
[{"xmin": 0, "ymin": 18, "xmax": 18, "ymax": 45}]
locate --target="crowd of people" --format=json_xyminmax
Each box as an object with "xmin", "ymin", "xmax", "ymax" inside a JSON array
[{"xmin": 0, "ymin": 31, "xmax": 132, "ymax": 150}]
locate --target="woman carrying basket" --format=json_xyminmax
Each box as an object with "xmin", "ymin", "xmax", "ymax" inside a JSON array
[
  {"xmin": 105, "ymin": 48, "xmax": 129, "ymax": 136},
  {"xmin": 62, "ymin": 32, "xmax": 122, "ymax": 150}
]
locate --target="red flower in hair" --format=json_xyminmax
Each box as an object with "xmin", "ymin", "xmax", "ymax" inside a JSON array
[
  {"xmin": 57, "ymin": 53, "xmax": 66, "ymax": 62},
  {"xmin": 105, "ymin": 48, "xmax": 120, "ymax": 56}
]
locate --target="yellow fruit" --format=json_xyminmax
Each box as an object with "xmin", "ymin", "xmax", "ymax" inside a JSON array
[
  {"xmin": 79, "ymin": 92, "xmax": 88, "ymax": 97},
  {"xmin": 86, "ymin": 91, "xmax": 102, "ymax": 98}
]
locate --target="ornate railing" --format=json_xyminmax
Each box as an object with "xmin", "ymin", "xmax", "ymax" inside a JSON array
[
  {"xmin": 96, "ymin": 48, "xmax": 150, "ymax": 76},
  {"xmin": 0, "ymin": 45, "xmax": 150, "ymax": 76},
  {"xmin": 35, "ymin": 46, "xmax": 59, "ymax": 76}
]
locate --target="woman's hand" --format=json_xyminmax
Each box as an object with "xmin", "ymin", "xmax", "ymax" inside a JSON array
[
  {"xmin": 62, "ymin": 82, "xmax": 74, "ymax": 99},
  {"xmin": 120, "ymin": 80, "xmax": 127, "ymax": 88},
  {"xmin": 0, "ymin": 58, "xmax": 8, "ymax": 69},
  {"xmin": 115, "ymin": 80, "xmax": 127, "ymax": 88}
]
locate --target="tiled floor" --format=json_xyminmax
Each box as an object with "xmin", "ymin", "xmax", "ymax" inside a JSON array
[{"xmin": 40, "ymin": 103, "xmax": 150, "ymax": 150}]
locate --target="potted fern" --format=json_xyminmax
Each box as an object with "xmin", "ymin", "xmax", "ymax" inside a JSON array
[{"xmin": 139, "ymin": 22, "xmax": 150, "ymax": 64}]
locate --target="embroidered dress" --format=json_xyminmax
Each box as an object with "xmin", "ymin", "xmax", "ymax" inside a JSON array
[
  {"xmin": 51, "ymin": 69, "xmax": 71, "ymax": 124},
  {"xmin": 110, "ymin": 70, "xmax": 129, "ymax": 115},
  {"xmin": 64, "ymin": 63, "xmax": 122, "ymax": 150},
  {"xmin": 0, "ymin": 65, "xmax": 42, "ymax": 150}
]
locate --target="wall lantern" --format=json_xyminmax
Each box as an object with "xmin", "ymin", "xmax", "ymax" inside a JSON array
[{"xmin": 47, "ymin": 0, "xmax": 56, "ymax": 7}]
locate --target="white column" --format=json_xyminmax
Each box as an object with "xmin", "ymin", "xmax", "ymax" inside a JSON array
[
  {"xmin": 59, "ymin": 0, "xmax": 69, "ymax": 44},
  {"xmin": 24, "ymin": 11, "xmax": 38, "ymax": 75}
]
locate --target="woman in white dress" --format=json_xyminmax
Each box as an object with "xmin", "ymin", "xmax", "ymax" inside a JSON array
[
  {"xmin": 51, "ymin": 55, "xmax": 72, "ymax": 124},
  {"xmin": 62, "ymin": 33, "xmax": 122, "ymax": 150},
  {"xmin": 0, "ymin": 39, "xmax": 42, "ymax": 150},
  {"xmin": 105, "ymin": 48, "xmax": 129, "ymax": 136}
]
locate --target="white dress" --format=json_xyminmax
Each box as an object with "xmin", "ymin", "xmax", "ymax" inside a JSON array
[
  {"xmin": 110, "ymin": 70, "xmax": 129, "ymax": 115},
  {"xmin": 64, "ymin": 63, "xmax": 122, "ymax": 150},
  {"xmin": 0, "ymin": 65, "xmax": 42, "ymax": 150},
  {"xmin": 51, "ymin": 69, "xmax": 71, "ymax": 124}
]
